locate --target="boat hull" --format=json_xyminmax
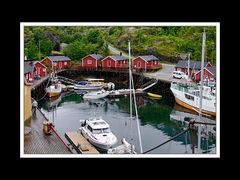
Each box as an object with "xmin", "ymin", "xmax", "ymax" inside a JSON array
[
  {"xmin": 174, "ymin": 94, "xmax": 216, "ymax": 117},
  {"xmin": 147, "ymin": 92, "xmax": 162, "ymax": 98},
  {"xmin": 47, "ymin": 91, "xmax": 61, "ymax": 98}
]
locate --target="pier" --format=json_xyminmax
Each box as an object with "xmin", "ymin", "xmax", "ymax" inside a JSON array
[
  {"xmin": 65, "ymin": 132, "xmax": 99, "ymax": 154},
  {"xmin": 24, "ymin": 108, "xmax": 71, "ymax": 154}
]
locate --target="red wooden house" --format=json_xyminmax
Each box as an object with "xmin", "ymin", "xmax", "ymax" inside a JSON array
[
  {"xmin": 101, "ymin": 56, "xmax": 128, "ymax": 69},
  {"xmin": 34, "ymin": 61, "xmax": 47, "ymax": 77},
  {"xmin": 175, "ymin": 60, "xmax": 212, "ymax": 78},
  {"xmin": 195, "ymin": 66, "xmax": 216, "ymax": 82},
  {"xmin": 81, "ymin": 54, "xmax": 104, "ymax": 68},
  {"xmin": 132, "ymin": 55, "xmax": 161, "ymax": 71},
  {"xmin": 41, "ymin": 56, "xmax": 71, "ymax": 70},
  {"xmin": 24, "ymin": 61, "xmax": 36, "ymax": 82},
  {"xmin": 24, "ymin": 61, "xmax": 47, "ymax": 82}
]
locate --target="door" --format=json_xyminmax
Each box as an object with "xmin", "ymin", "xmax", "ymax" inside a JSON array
[{"xmin": 138, "ymin": 61, "xmax": 141, "ymax": 68}]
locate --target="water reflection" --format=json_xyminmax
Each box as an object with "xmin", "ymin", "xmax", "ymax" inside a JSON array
[{"xmin": 38, "ymin": 91, "xmax": 216, "ymax": 154}]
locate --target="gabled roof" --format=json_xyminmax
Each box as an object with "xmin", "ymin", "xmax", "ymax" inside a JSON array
[
  {"xmin": 89, "ymin": 54, "xmax": 104, "ymax": 61},
  {"xmin": 138, "ymin": 55, "xmax": 159, "ymax": 61},
  {"xmin": 24, "ymin": 61, "xmax": 35, "ymax": 74},
  {"xmin": 33, "ymin": 61, "xmax": 47, "ymax": 68},
  {"xmin": 47, "ymin": 56, "xmax": 71, "ymax": 62},
  {"xmin": 109, "ymin": 56, "xmax": 126, "ymax": 61},
  {"xmin": 206, "ymin": 66, "xmax": 216, "ymax": 78},
  {"xmin": 175, "ymin": 60, "xmax": 210, "ymax": 70}
]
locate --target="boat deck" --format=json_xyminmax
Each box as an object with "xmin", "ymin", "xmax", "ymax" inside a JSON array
[{"xmin": 65, "ymin": 131, "xmax": 99, "ymax": 154}]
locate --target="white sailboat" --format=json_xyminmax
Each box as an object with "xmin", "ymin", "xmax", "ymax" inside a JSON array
[
  {"xmin": 108, "ymin": 41, "xmax": 143, "ymax": 154},
  {"xmin": 170, "ymin": 31, "xmax": 216, "ymax": 117}
]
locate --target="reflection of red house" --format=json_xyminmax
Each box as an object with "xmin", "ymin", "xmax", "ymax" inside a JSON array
[
  {"xmin": 41, "ymin": 56, "xmax": 71, "ymax": 70},
  {"xmin": 101, "ymin": 56, "xmax": 128, "ymax": 69},
  {"xmin": 82, "ymin": 54, "xmax": 104, "ymax": 68},
  {"xmin": 132, "ymin": 55, "xmax": 161, "ymax": 71},
  {"xmin": 195, "ymin": 66, "xmax": 216, "ymax": 82},
  {"xmin": 175, "ymin": 60, "xmax": 212, "ymax": 78}
]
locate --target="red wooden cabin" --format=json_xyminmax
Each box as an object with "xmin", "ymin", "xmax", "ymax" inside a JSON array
[
  {"xmin": 82, "ymin": 54, "xmax": 104, "ymax": 68},
  {"xmin": 132, "ymin": 55, "xmax": 161, "ymax": 71},
  {"xmin": 41, "ymin": 56, "xmax": 71, "ymax": 70},
  {"xmin": 101, "ymin": 56, "xmax": 128, "ymax": 69}
]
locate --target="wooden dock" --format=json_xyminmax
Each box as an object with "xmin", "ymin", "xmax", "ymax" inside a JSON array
[
  {"xmin": 24, "ymin": 108, "xmax": 71, "ymax": 154},
  {"xmin": 65, "ymin": 131, "xmax": 99, "ymax": 154}
]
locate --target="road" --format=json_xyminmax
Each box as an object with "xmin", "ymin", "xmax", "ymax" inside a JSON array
[
  {"xmin": 144, "ymin": 63, "xmax": 175, "ymax": 83},
  {"xmin": 107, "ymin": 43, "xmax": 134, "ymax": 59}
]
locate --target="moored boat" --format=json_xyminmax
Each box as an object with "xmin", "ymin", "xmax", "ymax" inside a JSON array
[{"xmin": 79, "ymin": 117, "xmax": 117, "ymax": 150}]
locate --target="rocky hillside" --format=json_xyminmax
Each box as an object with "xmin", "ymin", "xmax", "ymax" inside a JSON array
[{"xmin": 24, "ymin": 26, "xmax": 216, "ymax": 64}]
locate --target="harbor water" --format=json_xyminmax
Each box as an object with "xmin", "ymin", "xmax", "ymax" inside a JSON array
[{"xmin": 38, "ymin": 89, "xmax": 216, "ymax": 154}]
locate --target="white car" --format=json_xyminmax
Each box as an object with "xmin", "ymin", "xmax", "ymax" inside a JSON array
[{"xmin": 172, "ymin": 71, "xmax": 187, "ymax": 79}]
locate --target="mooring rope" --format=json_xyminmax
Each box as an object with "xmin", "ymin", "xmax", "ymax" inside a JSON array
[{"xmin": 142, "ymin": 128, "xmax": 189, "ymax": 154}]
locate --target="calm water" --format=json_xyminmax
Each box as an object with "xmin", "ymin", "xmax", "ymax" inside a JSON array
[{"xmin": 38, "ymin": 91, "xmax": 216, "ymax": 154}]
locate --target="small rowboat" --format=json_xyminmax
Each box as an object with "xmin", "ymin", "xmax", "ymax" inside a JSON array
[{"xmin": 147, "ymin": 92, "xmax": 162, "ymax": 99}]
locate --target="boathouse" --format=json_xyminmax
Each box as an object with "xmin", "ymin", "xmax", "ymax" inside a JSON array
[
  {"xmin": 175, "ymin": 60, "xmax": 212, "ymax": 78},
  {"xmin": 132, "ymin": 55, "xmax": 161, "ymax": 71},
  {"xmin": 195, "ymin": 66, "xmax": 216, "ymax": 82},
  {"xmin": 34, "ymin": 61, "xmax": 47, "ymax": 77},
  {"xmin": 41, "ymin": 56, "xmax": 71, "ymax": 70},
  {"xmin": 82, "ymin": 54, "xmax": 104, "ymax": 68},
  {"xmin": 101, "ymin": 56, "xmax": 128, "ymax": 69},
  {"xmin": 24, "ymin": 61, "xmax": 36, "ymax": 82}
]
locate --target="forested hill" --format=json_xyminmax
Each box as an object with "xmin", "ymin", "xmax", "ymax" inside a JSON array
[{"xmin": 24, "ymin": 26, "xmax": 216, "ymax": 64}]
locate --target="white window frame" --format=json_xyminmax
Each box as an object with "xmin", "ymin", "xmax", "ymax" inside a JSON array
[{"xmin": 87, "ymin": 60, "xmax": 92, "ymax": 64}]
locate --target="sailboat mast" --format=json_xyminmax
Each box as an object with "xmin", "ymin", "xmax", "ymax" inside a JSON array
[
  {"xmin": 199, "ymin": 30, "xmax": 206, "ymax": 115},
  {"xmin": 128, "ymin": 41, "xmax": 132, "ymax": 123},
  {"xmin": 128, "ymin": 40, "xmax": 143, "ymax": 154},
  {"xmin": 197, "ymin": 29, "xmax": 206, "ymax": 153}
]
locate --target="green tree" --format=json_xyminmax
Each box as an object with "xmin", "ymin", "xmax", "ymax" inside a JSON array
[{"xmin": 25, "ymin": 40, "xmax": 39, "ymax": 60}]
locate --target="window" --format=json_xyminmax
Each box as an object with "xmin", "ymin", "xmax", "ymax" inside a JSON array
[
  {"xmin": 108, "ymin": 60, "xmax": 111, "ymax": 67},
  {"xmin": 64, "ymin": 62, "xmax": 67, "ymax": 65},
  {"xmin": 185, "ymin": 94, "xmax": 194, "ymax": 101},
  {"xmin": 87, "ymin": 125, "xmax": 92, "ymax": 132},
  {"xmin": 43, "ymin": 68, "xmax": 46, "ymax": 72},
  {"xmin": 87, "ymin": 60, "xmax": 92, "ymax": 64},
  {"xmin": 138, "ymin": 61, "xmax": 141, "ymax": 68}
]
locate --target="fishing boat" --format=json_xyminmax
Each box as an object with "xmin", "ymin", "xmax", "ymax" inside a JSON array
[
  {"xmin": 46, "ymin": 81, "xmax": 62, "ymax": 98},
  {"xmin": 170, "ymin": 31, "xmax": 216, "ymax": 117},
  {"xmin": 83, "ymin": 89, "xmax": 109, "ymax": 100},
  {"xmin": 79, "ymin": 117, "xmax": 117, "ymax": 150},
  {"xmin": 147, "ymin": 92, "xmax": 162, "ymax": 99}
]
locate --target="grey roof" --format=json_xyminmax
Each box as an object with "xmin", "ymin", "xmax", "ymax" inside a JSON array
[
  {"xmin": 175, "ymin": 60, "xmax": 209, "ymax": 70},
  {"xmin": 24, "ymin": 61, "xmax": 35, "ymax": 74},
  {"xmin": 48, "ymin": 56, "xmax": 71, "ymax": 62},
  {"xmin": 139, "ymin": 55, "xmax": 159, "ymax": 61},
  {"xmin": 109, "ymin": 56, "xmax": 126, "ymax": 61},
  {"xmin": 89, "ymin": 54, "xmax": 104, "ymax": 61},
  {"xmin": 206, "ymin": 66, "xmax": 216, "ymax": 78}
]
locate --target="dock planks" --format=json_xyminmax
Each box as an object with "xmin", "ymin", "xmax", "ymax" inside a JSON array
[{"xmin": 65, "ymin": 132, "xmax": 99, "ymax": 154}]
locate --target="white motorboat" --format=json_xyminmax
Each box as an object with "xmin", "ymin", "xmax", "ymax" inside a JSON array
[
  {"xmin": 74, "ymin": 81, "xmax": 103, "ymax": 90},
  {"xmin": 83, "ymin": 89, "xmax": 109, "ymax": 99},
  {"xmin": 79, "ymin": 117, "xmax": 117, "ymax": 150}
]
